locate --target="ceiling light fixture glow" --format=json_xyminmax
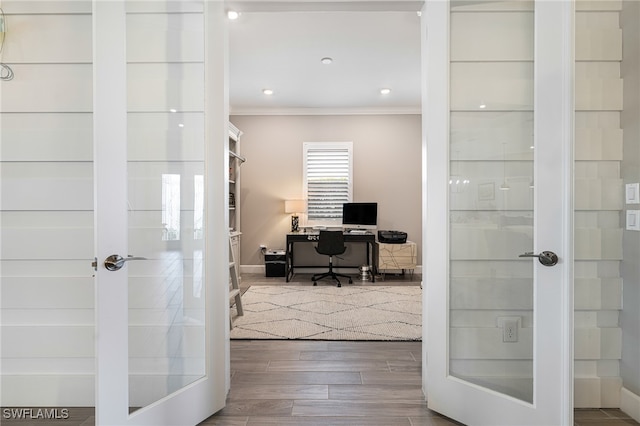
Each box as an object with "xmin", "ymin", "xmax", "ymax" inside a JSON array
[
  {"xmin": 321, "ymin": 57, "xmax": 333, "ymax": 65},
  {"xmin": 380, "ymin": 88, "xmax": 391, "ymax": 95},
  {"xmin": 227, "ymin": 10, "xmax": 240, "ymax": 20},
  {"xmin": 262, "ymin": 88, "xmax": 274, "ymax": 95}
]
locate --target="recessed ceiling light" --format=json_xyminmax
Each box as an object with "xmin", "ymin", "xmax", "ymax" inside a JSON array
[
  {"xmin": 380, "ymin": 88, "xmax": 391, "ymax": 95},
  {"xmin": 227, "ymin": 10, "xmax": 240, "ymax": 20},
  {"xmin": 479, "ymin": 103, "xmax": 487, "ymax": 109},
  {"xmin": 321, "ymin": 57, "xmax": 333, "ymax": 65},
  {"xmin": 169, "ymin": 108, "xmax": 177, "ymax": 113},
  {"xmin": 262, "ymin": 88, "xmax": 274, "ymax": 95}
]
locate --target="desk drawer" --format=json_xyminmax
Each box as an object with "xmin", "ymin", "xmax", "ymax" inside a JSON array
[{"xmin": 377, "ymin": 241, "xmax": 417, "ymax": 270}]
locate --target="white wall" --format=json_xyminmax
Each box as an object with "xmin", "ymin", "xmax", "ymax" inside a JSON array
[
  {"xmin": 620, "ymin": 0, "xmax": 640, "ymax": 418},
  {"xmin": 0, "ymin": 1, "xmax": 95, "ymax": 406},
  {"xmin": 574, "ymin": 0, "xmax": 625, "ymax": 408}
]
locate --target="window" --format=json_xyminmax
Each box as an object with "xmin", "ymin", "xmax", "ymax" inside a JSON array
[
  {"xmin": 194, "ymin": 175, "xmax": 204, "ymax": 240},
  {"xmin": 161, "ymin": 174, "xmax": 181, "ymax": 241},
  {"xmin": 303, "ymin": 142, "xmax": 353, "ymax": 225}
]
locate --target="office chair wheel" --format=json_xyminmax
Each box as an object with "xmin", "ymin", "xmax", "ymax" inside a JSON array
[
  {"xmin": 313, "ymin": 281, "xmax": 317, "ymax": 286},
  {"xmin": 337, "ymin": 282, "xmax": 341, "ymax": 288},
  {"xmin": 348, "ymin": 278, "xmax": 353, "ymax": 284}
]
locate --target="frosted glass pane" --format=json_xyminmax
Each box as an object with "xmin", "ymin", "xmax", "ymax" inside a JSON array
[
  {"xmin": 451, "ymin": 12, "xmax": 533, "ymax": 61},
  {"xmin": 450, "ymin": 62, "xmax": 533, "ymax": 111},
  {"xmin": 126, "ymin": 4, "xmax": 206, "ymax": 411},
  {"xmin": 449, "ymin": 0, "xmax": 534, "ymax": 403}
]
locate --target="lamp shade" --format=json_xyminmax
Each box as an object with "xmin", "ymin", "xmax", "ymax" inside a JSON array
[{"xmin": 284, "ymin": 199, "xmax": 306, "ymax": 214}]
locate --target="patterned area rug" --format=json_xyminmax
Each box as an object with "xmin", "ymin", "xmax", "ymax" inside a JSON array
[{"xmin": 230, "ymin": 285, "xmax": 422, "ymax": 341}]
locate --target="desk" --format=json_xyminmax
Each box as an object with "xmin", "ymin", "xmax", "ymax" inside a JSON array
[{"xmin": 286, "ymin": 231, "xmax": 376, "ymax": 282}]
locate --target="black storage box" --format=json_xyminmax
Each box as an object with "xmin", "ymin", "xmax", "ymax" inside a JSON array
[
  {"xmin": 265, "ymin": 250, "xmax": 286, "ymax": 277},
  {"xmin": 378, "ymin": 230, "xmax": 408, "ymax": 244}
]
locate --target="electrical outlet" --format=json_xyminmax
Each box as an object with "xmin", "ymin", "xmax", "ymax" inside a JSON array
[
  {"xmin": 497, "ymin": 316, "xmax": 520, "ymax": 343},
  {"xmin": 503, "ymin": 319, "xmax": 518, "ymax": 342}
]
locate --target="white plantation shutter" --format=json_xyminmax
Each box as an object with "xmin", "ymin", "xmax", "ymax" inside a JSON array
[{"xmin": 303, "ymin": 142, "xmax": 353, "ymax": 221}]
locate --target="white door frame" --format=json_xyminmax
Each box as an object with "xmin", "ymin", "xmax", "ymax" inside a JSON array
[
  {"xmin": 420, "ymin": 1, "xmax": 574, "ymax": 424},
  {"xmin": 93, "ymin": 1, "xmax": 229, "ymax": 424}
]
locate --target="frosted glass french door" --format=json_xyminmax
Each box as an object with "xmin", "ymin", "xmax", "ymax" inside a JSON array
[
  {"xmin": 94, "ymin": 1, "xmax": 228, "ymax": 424},
  {"xmin": 423, "ymin": 1, "xmax": 573, "ymax": 425}
]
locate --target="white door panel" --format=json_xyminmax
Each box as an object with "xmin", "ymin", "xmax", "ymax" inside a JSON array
[
  {"xmin": 94, "ymin": 1, "xmax": 227, "ymax": 424},
  {"xmin": 423, "ymin": 1, "xmax": 573, "ymax": 424}
]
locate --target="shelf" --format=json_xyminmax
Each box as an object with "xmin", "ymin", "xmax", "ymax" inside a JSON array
[
  {"xmin": 229, "ymin": 150, "xmax": 246, "ymax": 163},
  {"xmin": 229, "ymin": 122, "xmax": 242, "ymax": 284}
]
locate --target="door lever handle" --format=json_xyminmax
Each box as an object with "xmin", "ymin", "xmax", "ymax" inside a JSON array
[
  {"xmin": 518, "ymin": 251, "xmax": 558, "ymax": 267},
  {"xmin": 104, "ymin": 254, "xmax": 148, "ymax": 271}
]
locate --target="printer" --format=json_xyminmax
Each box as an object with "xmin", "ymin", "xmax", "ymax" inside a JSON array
[{"xmin": 377, "ymin": 230, "xmax": 408, "ymax": 244}]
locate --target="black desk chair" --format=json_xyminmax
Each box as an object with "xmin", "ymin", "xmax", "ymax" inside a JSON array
[{"xmin": 311, "ymin": 231, "xmax": 353, "ymax": 288}]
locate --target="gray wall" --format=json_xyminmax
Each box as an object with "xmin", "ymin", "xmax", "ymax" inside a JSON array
[
  {"xmin": 230, "ymin": 114, "xmax": 422, "ymax": 268},
  {"xmin": 621, "ymin": 0, "xmax": 640, "ymax": 397}
]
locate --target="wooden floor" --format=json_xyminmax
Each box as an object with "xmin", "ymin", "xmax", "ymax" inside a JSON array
[
  {"xmin": 198, "ymin": 339, "xmax": 639, "ymax": 426},
  {"xmin": 198, "ymin": 340, "xmax": 459, "ymax": 426}
]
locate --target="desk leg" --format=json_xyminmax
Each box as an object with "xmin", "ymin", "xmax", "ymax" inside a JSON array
[
  {"xmin": 286, "ymin": 242, "xmax": 293, "ymax": 282},
  {"xmin": 367, "ymin": 242, "xmax": 375, "ymax": 282}
]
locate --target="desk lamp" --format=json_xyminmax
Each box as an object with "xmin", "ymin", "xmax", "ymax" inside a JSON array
[{"xmin": 285, "ymin": 199, "xmax": 306, "ymax": 232}]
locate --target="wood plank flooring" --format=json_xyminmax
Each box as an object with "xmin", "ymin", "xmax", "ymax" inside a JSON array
[
  {"xmin": 199, "ymin": 339, "xmax": 640, "ymax": 426},
  {"xmin": 199, "ymin": 340, "xmax": 459, "ymax": 426}
]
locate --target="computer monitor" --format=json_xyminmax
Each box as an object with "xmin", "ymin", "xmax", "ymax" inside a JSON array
[{"xmin": 341, "ymin": 202, "xmax": 378, "ymax": 230}]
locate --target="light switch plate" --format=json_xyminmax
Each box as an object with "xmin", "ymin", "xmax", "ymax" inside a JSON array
[
  {"xmin": 627, "ymin": 210, "xmax": 640, "ymax": 231},
  {"xmin": 626, "ymin": 183, "xmax": 640, "ymax": 204}
]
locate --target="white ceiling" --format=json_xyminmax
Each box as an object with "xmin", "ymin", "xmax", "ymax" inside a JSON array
[{"xmin": 227, "ymin": 3, "xmax": 423, "ymax": 115}]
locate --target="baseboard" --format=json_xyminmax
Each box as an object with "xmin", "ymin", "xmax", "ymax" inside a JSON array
[
  {"xmin": 241, "ymin": 264, "xmax": 265, "ymax": 274},
  {"xmin": 1, "ymin": 375, "xmax": 94, "ymax": 406},
  {"xmin": 574, "ymin": 377, "xmax": 622, "ymax": 408},
  {"xmin": 621, "ymin": 387, "xmax": 640, "ymax": 423},
  {"xmin": 240, "ymin": 265, "xmax": 423, "ymax": 275}
]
